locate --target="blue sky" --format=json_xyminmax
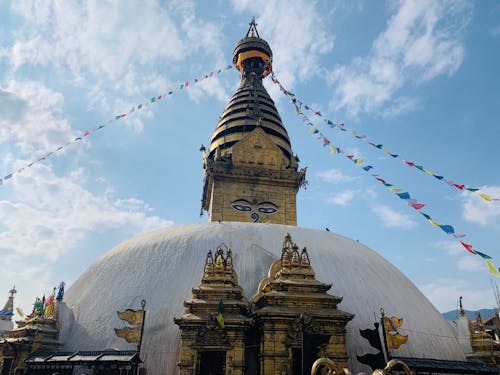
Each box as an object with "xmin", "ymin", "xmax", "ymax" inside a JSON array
[{"xmin": 0, "ymin": 0, "xmax": 499, "ymax": 315}]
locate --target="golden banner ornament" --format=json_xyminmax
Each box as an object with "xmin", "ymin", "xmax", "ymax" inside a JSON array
[
  {"xmin": 117, "ymin": 308, "xmax": 144, "ymax": 326},
  {"xmin": 114, "ymin": 326, "xmax": 141, "ymax": 344}
]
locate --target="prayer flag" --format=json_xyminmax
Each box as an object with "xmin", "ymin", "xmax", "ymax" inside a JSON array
[
  {"xmin": 460, "ymin": 241, "xmax": 476, "ymax": 254},
  {"xmin": 428, "ymin": 219, "xmax": 440, "ymax": 227},
  {"xmin": 405, "ymin": 161, "xmax": 415, "ymax": 167},
  {"xmin": 389, "ymin": 188, "xmax": 404, "ymax": 193},
  {"xmin": 216, "ymin": 299, "xmax": 224, "ymax": 328},
  {"xmin": 329, "ymin": 145, "xmax": 336, "ymax": 154},
  {"xmin": 411, "ymin": 203, "xmax": 425, "ymax": 210},
  {"xmin": 475, "ymin": 251, "xmax": 492, "ymax": 260},
  {"xmin": 485, "ymin": 260, "xmax": 500, "ymax": 277},
  {"xmin": 479, "ymin": 193, "xmax": 493, "ymax": 202},
  {"xmin": 397, "ymin": 192, "xmax": 410, "ymax": 200},
  {"xmin": 363, "ymin": 166, "xmax": 373, "ymax": 171},
  {"xmin": 439, "ymin": 225, "xmax": 455, "ymax": 234}
]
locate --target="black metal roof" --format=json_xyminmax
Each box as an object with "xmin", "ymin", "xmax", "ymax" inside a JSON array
[{"xmin": 393, "ymin": 356, "xmax": 499, "ymax": 374}]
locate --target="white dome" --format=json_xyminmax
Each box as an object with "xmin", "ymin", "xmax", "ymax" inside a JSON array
[{"xmin": 59, "ymin": 222, "xmax": 465, "ymax": 374}]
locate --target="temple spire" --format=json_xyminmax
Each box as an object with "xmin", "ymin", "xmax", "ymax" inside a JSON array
[
  {"xmin": 246, "ymin": 17, "xmax": 260, "ymax": 38},
  {"xmin": 201, "ymin": 21, "xmax": 306, "ymax": 225},
  {"xmin": 0, "ymin": 286, "xmax": 16, "ymax": 321}
]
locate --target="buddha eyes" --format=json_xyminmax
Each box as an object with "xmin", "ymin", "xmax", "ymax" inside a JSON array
[
  {"xmin": 231, "ymin": 199, "xmax": 278, "ymax": 217},
  {"xmin": 257, "ymin": 205, "xmax": 278, "ymax": 214},
  {"xmin": 232, "ymin": 204, "xmax": 252, "ymax": 212}
]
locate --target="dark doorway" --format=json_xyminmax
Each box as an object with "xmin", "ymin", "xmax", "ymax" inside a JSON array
[
  {"xmin": 1, "ymin": 358, "xmax": 13, "ymax": 375},
  {"xmin": 197, "ymin": 351, "xmax": 226, "ymax": 375},
  {"xmin": 291, "ymin": 334, "xmax": 330, "ymax": 374}
]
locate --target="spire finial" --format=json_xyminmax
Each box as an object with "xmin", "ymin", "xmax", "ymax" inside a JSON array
[{"xmin": 246, "ymin": 17, "xmax": 260, "ymax": 38}]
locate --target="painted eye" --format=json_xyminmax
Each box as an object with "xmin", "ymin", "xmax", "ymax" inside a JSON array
[
  {"xmin": 257, "ymin": 207, "xmax": 277, "ymax": 214},
  {"xmin": 257, "ymin": 202, "xmax": 278, "ymax": 215},
  {"xmin": 232, "ymin": 204, "xmax": 252, "ymax": 212},
  {"xmin": 231, "ymin": 199, "xmax": 253, "ymax": 212}
]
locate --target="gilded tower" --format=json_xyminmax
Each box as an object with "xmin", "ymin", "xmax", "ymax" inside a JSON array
[{"xmin": 201, "ymin": 19, "xmax": 306, "ymax": 225}]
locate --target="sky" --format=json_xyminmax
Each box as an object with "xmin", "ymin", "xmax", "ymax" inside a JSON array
[{"xmin": 0, "ymin": 0, "xmax": 499, "ymax": 317}]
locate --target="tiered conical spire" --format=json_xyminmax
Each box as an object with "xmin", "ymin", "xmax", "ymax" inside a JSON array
[
  {"xmin": 201, "ymin": 20, "xmax": 306, "ymax": 225},
  {"xmin": 208, "ymin": 19, "xmax": 293, "ymax": 163}
]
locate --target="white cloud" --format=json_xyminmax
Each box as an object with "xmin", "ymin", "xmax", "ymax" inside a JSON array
[
  {"xmin": 371, "ymin": 204, "xmax": 417, "ymax": 228},
  {"xmin": 317, "ymin": 169, "xmax": 356, "ymax": 184},
  {"xmin": 329, "ymin": 0, "xmax": 471, "ymax": 116},
  {"xmin": 461, "ymin": 186, "xmax": 500, "ymax": 226},
  {"xmin": 0, "ymin": 161, "xmax": 173, "ymax": 314},
  {"xmin": 432, "ymin": 240, "xmax": 463, "ymax": 256},
  {"xmin": 0, "ymin": 82, "xmax": 74, "ymax": 154},
  {"xmin": 6, "ymin": 0, "xmax": 228, "ymax": 118},
  {"xmin": 419, "ymin": 278, "xmax": 494, "ymax": 312},
  {"xmin": 328, "ymin": 190, "xmax": 356, "ymax": 206},
  {"xmin": 457, "ymin": 255, "xmax": 484, "ymax": 272}
]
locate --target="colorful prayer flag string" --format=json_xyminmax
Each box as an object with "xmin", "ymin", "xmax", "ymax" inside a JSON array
[
  {"xmin": 270, "ymin": 74, "xmax": 499, "ymax": 203},
  {"xmin": 0, "ymin": 65, "xmax": 233, "ymax": 187},
  {"xmin": 272, "ymin": 73, "xmax": 498, "ymax": 277}
]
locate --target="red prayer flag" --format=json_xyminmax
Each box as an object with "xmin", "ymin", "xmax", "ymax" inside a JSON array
[
  {"xmin": 460, "ymin": 241, "xmax": 476, "ymax": 254},
  {"xmin": 453, "ymin": 184, "xmax": 464, "ymax": 190},
  {"xmin": 83, "ymin": 131, "xmax": 90, "ymax": 137},
  {"xmin": 411, "ymin": 203, "xmax": 425, "ymax": 210},
  {"xmin": 405, "ymin": 161, "xmax": 415, "ymax": 167},
  {"xmin": 347, "ymin": 155, "xmax": 354, "ymax": 160}
]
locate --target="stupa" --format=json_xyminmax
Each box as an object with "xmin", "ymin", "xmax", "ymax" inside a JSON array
[{"xmin": 2, "ymin": 19, "xmax": 480, "ymax": 375}]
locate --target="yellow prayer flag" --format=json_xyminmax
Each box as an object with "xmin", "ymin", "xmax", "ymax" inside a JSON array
[
  {"xmin": 425, "ymin": 170, "xmax": 435, "ymax": 175},
  {"xmin": 428, "ymin": 219, "xmax": 440, "ymax": 227},
  {"xmin": 479, "ymin": 193, "xmax": 493, "ymax": 202},
  {"xmin": 383, "ymin": 149, "xmax": 391, "ymax": 154},
  {"xmin": 329, "ymin": 145, "xmax": 336, "ymax": 154},
  {"xmin": 389, "ymin": 188, "xmax": 404, "ymax": 193},
  {"xmin": 15, "ymin": 307, "xmax": 24, "ymax": 317},
  {"xmin": 107, "ymin": 119, "xmax": 113, "ymax": 124},
  {"xmin": 114, "ymin": 326, "xmax": 141, "ymax": 344},
  {"xmin": 355, "ymin": 157, "xmax": 364, "ymax": 165},
  {"xmin": 485, "ymin": 260, "xmax": 500, "ymax": 277}
]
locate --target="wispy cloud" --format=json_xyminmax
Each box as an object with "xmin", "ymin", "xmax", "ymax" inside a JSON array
[
  {"xmin": 0, "ymin": 82, "xmax": 74, "ymax": 154},
  {"xmin": 371, "ymin": 204, "xmax": 417, "ymax": 228},
  {"xmin": 317, "ymin": 169, "xmax": 356, "ymax": 184},
  {"xmin": 5, "ymin": 0, "xmax": 229, "ymax": 121},
  {"xmin": 419, "ymin": 278, "xmax": 494, "ymax": 312},
  {"xmin": 0, "ymin": 162, "xmax": 173, "ymax": 310},
  {"xmin": 328, "ymin": 190, "xmax": 356, "ymax": 206},
  {"xmin": 461, "ymin": 186, "xmax": 500, "ymax": 226},
  {"xmin": 328, "ymin": 0, "xmax": 472, "ymax": 116},
  {"xmin": 457, "ymin": 256, "xmax": 484, "ymax": 272}
]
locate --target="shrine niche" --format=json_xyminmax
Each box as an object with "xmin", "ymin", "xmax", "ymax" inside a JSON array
[
  {"xmin": 174, "ymin": 245, "xmax": 251, "ymax": 375},
  {"xmin": 252, "ymin": 233, "xmax": 354, "ymax": 374}
]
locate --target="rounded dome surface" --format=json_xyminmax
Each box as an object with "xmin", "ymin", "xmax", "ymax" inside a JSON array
[{"xmin": 60, "ymin": 222, "xmax": 465, "ymax": 374}]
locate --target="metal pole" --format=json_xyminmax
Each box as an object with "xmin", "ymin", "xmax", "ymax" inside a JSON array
[
  {"xmin": 380, "ymin": 308, "xmax": 390, "ymax": 362},
  {"xmin": 137, "ymin": 300, "xmax": 146, "ymax": 375},
  {"xmin": 300, "ymin": 313, "xmax": 304, "ymax": 375}
]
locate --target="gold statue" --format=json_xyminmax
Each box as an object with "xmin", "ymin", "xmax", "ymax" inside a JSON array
[{"xmin": 311, "ymin": 358, "xmax": 411, "ymax": 375}]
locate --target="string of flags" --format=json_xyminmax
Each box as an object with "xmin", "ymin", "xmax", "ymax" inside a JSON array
[
  {"xmin": 0, "ymin": 65, "xmax": 234, "ymax": 187},
  {"xmin": 270, "ymin": 74, "xmax": 499, "ymax": 203},
  {"xmin": 270, "ymin": 73, "xmax": 499, "ymax": 277}
]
